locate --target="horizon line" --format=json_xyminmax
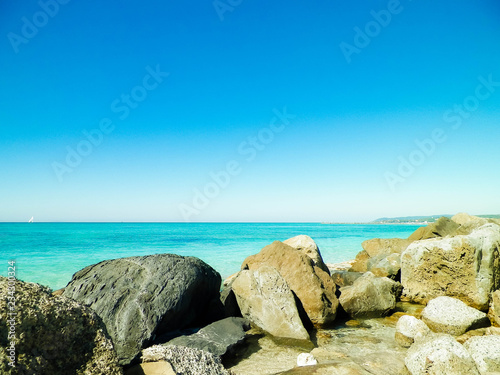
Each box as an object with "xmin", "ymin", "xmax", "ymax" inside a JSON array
[{"xmin": 0, "ymin": 221, "xmax": 375, "ymax": 224}]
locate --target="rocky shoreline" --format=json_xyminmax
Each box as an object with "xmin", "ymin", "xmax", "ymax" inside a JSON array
[{"xmin": 2, "ymin": 213, "xmax": 500, "ymax": 374}]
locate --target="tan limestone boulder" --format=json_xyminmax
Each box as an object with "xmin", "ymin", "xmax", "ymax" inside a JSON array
[
  {"xmin": 369, "ymin": 253, "xmax": 401, "ymax": 279},
  {"xmin": 452, "ymin": 213, "xmax": 500, "ymax": 236},
  {"xmin": 350, "ymin": 238, "xmax": 411, "ymax": 279},
  {"xmin": 489, "ymin": 290, "xmax": 500, "ymax": 327},
  {"xmin": 452, "ymin": 213, "xmax": 489, "ymax": 226},
  {"xmin": 232, "ymin": 266, "xmax": 310, "ymax": 340},
  {"xmin": 350, "ymin": 250, "xmax": 370, "ymax": 273},
  {"xmin": 362, "ymin": 238, "xmax": 413, "ymax": 257},
  {"xmin": 407, "ymin": 216, "xmax": 460, "ymax": 241},
  {"xmin": 401, "ymin": 223, "xmax": 500, "ymax": 310},
  {"xmin": 284, "ymin": 235, "xmax": 330, "ymax": 274},
  {"xmin": 338, "ymin": 272, "xmax": 400, "ymax": 318},
  {"xmin": 242, "ymin": 241, "xmax": 338, "ymax": 327}
]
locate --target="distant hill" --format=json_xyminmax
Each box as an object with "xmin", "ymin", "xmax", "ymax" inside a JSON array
[{"xmin": 372, "ymin": 214, "xmax": 500, "ymax": 224}]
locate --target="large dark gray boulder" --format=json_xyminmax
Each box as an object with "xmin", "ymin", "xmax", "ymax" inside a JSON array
[
  {"xmin": 166, "ymin": 317, "xmax": 249, "ymax": 357},
  {"xmin": 62, "ymin": 254, "xmax": 222, "ymax": 366},
  {"xmin": 0, "ymin": 277, "xmax": 122, "ymax": 375}
]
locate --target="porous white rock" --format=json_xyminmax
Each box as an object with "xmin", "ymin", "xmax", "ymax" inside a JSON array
[{"xmin": 421, "ymin": 296, "xmax": 489, "ymax": 336}]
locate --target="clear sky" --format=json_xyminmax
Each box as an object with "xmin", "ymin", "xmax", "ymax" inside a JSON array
[{"xmin": 1, "ymin": 0, "xmax": 500, "ymax": 222}]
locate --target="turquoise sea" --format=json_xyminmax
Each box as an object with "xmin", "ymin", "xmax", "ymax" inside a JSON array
[{"xmin": 0, "ymin": 223, "xmax": 421, "ymax": 290}]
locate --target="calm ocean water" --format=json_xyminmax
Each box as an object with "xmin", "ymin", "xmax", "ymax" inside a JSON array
[{"xmin": 0, "ymin": 223, "xmax": 421, "ymax": 290}]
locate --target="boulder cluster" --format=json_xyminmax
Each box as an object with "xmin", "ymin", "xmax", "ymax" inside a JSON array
[
  {"xmin": 396, "ymin": 297, "xmax": 500, "ymax": 375},
  {"xmin": 2, "ymin": 213, "xmax": 500, "ymax": 374}
]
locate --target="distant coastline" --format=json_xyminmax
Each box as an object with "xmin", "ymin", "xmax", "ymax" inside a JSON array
[
  {"xmin": 323, "ymin": 214, "xmax": 500, "ymax": 226},
  {"xmin": 321, "ymin": 222, "xmax": 424, "ymax": 225}
]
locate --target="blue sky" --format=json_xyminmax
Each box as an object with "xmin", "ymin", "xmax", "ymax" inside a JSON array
[{"xmin": 1, "ymin": 0, "xmax": 500, "ymax": 222}]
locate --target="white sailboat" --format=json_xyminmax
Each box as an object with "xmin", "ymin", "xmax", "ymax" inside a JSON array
[{"xmin": 28, "ymin": 216, "xmax": 34, "ymax": 223}]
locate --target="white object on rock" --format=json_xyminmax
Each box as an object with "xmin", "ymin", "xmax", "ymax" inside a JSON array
[{"xmin": 297, "ymin": 353, "xmax": 317, "ymax": 367}]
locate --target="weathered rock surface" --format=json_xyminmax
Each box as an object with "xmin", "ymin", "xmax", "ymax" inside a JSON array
[
  {"xmin": 452, "ymin": 213, "xmax": 490, "ymax": 226},
  {"xmin": 463, "ymin": 335, "xmax": 500, "ymax": 374},
  {"xmin": 455, "ymin": 328, "xmax": 491, "ymax": 344},
  {"xmin": 242, "ymin": 241, "xmax": 338, "ymax": 327},
  {"xmin": 401, "ymin": 223, "xmax": 500, "ymax": 310},
  {"xmin": 405, "ymin": 333, "xmax": 480, "ymax": 375},
  {"xmin": 362, "ymin": 238, "xmax": 413, "ymax": 257},
  {"xmin": 350, "ymin": 238, "xmax": 410, "ymax": 279},
  {"xmin": 407, "ymin": 216, "xmax": 460, "ymax": 241},
  {"xmin": 451, "ymin": 213, "xmax": 500, "ymax": 236},
  {"xmin": 63, "ymin": 254, "xmax": 222, "ymax": 365},
  {"xmin": 395, "ymin": 315, "xmax": 430, "ymax": 348},
  {"xmin": 488, "ymin": 290, "xmax": 500, "ymax": 327},
  {"xmin": 339, "ymin": 272, "xmax": 400, "ymax": 318},
  {"xmin": 350, "ymin": 250, "xmax": 371, "ymax": 273},
  {"xmin": 0, "ymin": 278, "xmax": 122, "ymax": 375},
  {"xmin": 220, "ymin": 274, "xmax": 242, "ymax": 318},
  {"xmin": 232, "ymin": 266, "xmax": 310, "ymax": 340},
  {"xmin": 283, "ymin": 235, "xmax": 330, "ymax": 274},
  {"xmin": 330, "ymin": 270, "xmax": 364, "ymax": 287},
  {"xmin": 166, "ymin": 317, "xmax": 249, "ymax": 357},
  {"xmin": 421, "ymin": 296, "xmax": 489, "ymax": 336},
  {"xmin": 369, "ymin": 253, "xmax": 401, "ymax": 279},
  {"xmin": 142, "ymin": 345, "xmax": 230, "ymax": 375}
]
